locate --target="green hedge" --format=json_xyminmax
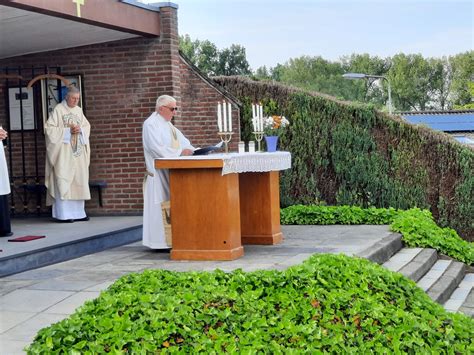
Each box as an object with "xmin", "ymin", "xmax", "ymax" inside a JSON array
[
  {"xmin": 26, "ymin": 254, "xmax": 473, "ymax": 353},
  {"xmin": 214, "ymin": 76, "xmax": 474, "ymax": 241},
  {"xmin": 281, "ymin": 205, "xmax": 474, "ymax": 265}
]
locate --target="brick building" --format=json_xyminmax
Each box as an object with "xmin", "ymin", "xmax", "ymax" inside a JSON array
[{"xmin": 0, "ymin": 0, "xmax": 239, "ymax": 216}]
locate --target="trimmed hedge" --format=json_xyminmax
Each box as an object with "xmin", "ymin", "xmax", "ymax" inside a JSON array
[
  {"xmin": 214, "ymin": 76, "xmax": 474, "ymax": 241},
  {"xmin": 26, "ymin": 254, "xmax": 473, "ymax": 353}
]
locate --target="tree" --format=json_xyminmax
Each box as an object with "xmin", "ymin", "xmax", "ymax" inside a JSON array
[
  {"xmin": 179, "ymin": 35, "xmax": 251, "ymax": 76},
  {"xmin": 216, "ymin": 44, "xmax": 251, "ymax": 76},
  {"xmin": 388, "ymin": 54, "xmax": 433, "ymax": 111},
  {"xmin": 449, "ymin": 51, "xmax": 474, "ymax": 108},
  {"xmin": 341, "ymin": 54, "xmax": 390, "ymax": 107},
  {"xmin": 254, "ymin": 65, "xmax": 271, "ymax": 80}
]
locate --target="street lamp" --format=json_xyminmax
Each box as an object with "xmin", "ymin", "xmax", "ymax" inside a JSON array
[{"xmin": 343, "ymin": 73, "xmax": 393, "ymax": 115}]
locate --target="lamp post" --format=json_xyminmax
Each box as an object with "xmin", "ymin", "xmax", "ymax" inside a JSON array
[{"xmin": 343, "ymin": 73, "xmax": 393, "ymax": 115}]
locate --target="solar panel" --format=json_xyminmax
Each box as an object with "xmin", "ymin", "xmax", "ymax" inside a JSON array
[{"xmin": 402, "ymin": 113, "xmax": 474, "ymax": 132}]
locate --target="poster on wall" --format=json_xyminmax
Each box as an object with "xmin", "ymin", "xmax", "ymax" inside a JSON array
[{"xmin": 8, "ymin": 87, "xmax": 35, "ymax": 131}]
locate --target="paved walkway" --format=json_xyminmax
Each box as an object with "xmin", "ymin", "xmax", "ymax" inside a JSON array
[{"xmin": 0, "ymin": 223, "xmax": 392, "ymax": 354}]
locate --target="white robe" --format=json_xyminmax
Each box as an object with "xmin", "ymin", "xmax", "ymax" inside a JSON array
[
  {"xmin": 0, "ymin": 143, "xmax": 10, "ymax": 196},
  {"xmin": 45, "ymin": 101, "xmax": 91, "ymax": 219},
  {"xmin": 142, "ymin": 112, "xmax": 194, "ymax": 249}
]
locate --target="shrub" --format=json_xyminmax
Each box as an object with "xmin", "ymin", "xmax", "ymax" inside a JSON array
[{"xmin": 26, "ymin": 254, "xmax": 473, "ymax": 353}]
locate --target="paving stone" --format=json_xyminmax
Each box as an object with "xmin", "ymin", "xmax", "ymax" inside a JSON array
[
  {"xmin": 0, "ymin": 289, "xmax": 74, "ymax": 313},
  {"xmin": 1, "ymin": 312, "xmax": 66, "ymax": 342},
  {"xmin": 26, "ymin": 279, "xmax": 99, "ymax": 292},
  {"xmin": 0, "ymin": 279, "xmax": 40, "ymax": 296},
  {"xmin": 0, "ymin": 311, "xmax": 35, "ymax": 333},
  {"xmin": 0, "ymin": 338, "xmax": 26, "ymax": 355},
  {"xmin": 45, "ymin": 291, "xmax": 101, "ymax": 315}
]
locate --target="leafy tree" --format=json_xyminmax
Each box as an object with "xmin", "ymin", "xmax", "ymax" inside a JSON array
[
  {"xmin": 454, "ymin": 82, "xmax": 474, "ymax": 109},
  {"xmin": 216, "ymin": 44, "xmax": 251, "ymax": 76},
  {"xmin": 196, "ymin": 40, "xmax": 219, "ymax": 75},
  {"xmin": 341, "ymin": 54, "xmax": 390, "ymax": 107},
  {"xmin": 254, "ymin": 65, "xmax": 271, "ymax": 80},
  {"xmin": 450, "ymin": 51, "xmax": 474, "ymax": 108},
  {"xmin": 179, "ymin": 35, "xmax": 250, "ymax": 76},
  {"xmin": 388, "ymin": 53, "xmax": 434, "ymax": 111}
]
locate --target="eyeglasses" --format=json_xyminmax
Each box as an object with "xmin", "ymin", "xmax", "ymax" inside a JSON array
[{"xmin": 164, "ymin": 106, "xmax": 178, "ymax": 112}]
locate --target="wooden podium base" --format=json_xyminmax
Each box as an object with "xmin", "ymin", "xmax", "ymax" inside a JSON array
[
  {"xmin": 171, "ymin": 246, "xmax": 244, "ymax": 261},
  {"xmin": 239, "ymin": 171, "xmax": 283, "ymax": 246},
  {"xmin": 242, "ymin": 232, "xmax": 283, "ymax": 245}
]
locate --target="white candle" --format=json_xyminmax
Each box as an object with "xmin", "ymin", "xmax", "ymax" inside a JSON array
[
  {"xmin": 252, "ymin": 104, "xmax": 256, "ymax": 119},
  {"xmin": 228, "ymin": 102, "xmax": 232, "ymax": 132},
  {"xmin": 217, "ymin": 102, "xmax": 222, "ymax": 132},
  {"xmin": 252, "ymin": 118, "xmax": 257, "ymax": 131},
  {"xmin": 223, "ymin": 101, "xmax": 227, "ymax": 132}
]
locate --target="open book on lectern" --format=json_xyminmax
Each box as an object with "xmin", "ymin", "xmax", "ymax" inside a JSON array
[{"xmin": 193, "ymin": 141, "xmax": 223, "ymax": 155}]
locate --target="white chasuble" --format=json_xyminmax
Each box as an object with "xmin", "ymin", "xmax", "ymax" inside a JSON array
[
  {"xmin": 0, "ymin": 144, "xmax": 10, "ymax": 195},
  {"xmin": 45, "ymin": 101, "xmax": 91, "ymax": 218},
  {"xmin": 142, "ymin": 112, "xmax": 194, "ymax": 249}
]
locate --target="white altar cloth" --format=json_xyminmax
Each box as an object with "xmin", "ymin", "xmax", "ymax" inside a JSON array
[{"xmin": 155, "ymin": 151, "xmax": 291, "ymax": 175}]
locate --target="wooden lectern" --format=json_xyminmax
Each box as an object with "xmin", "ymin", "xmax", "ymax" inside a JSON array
[{"xmin": 155, "ymin": 153, "xmax": 290, "ymax": 261}]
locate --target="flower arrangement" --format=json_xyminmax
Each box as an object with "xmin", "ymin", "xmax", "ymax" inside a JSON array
[{"xmin": 263, "ymin": 115, "xmax": 290, "ymax": 136}]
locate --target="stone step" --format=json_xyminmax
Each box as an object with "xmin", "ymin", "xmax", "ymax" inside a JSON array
[
  {"xmin": 383, "ymin": 248, "xmax": 438, "ymax": 282},
  {"xmin": 357, "ymin": 232, "xmax": 403, "ymax": 264},
  {"xmin": 398, "ymin": 248, "xmax": 438, "ymax": 282},
  {"xmin": 444, "ymin": 273, "xmax": 474, "ymax": 318},
  {"xmin": 424, "ymin": 261, "xmax": 466, "ymax": 304},
  {"xmin": 383, "ymin": 249, "xmax": 471, "ymax": 317}
]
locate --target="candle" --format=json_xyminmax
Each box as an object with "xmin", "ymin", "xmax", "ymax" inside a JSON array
[
  {"xmin": 217, "ymin": 102, "xmax": 222, "ymax": 132},
  {"xmin": 228, "ymin": 102, "xmax": 232, "ymax": 132},
  {"xmin": 252, "ymin": 104, "xmax": 256, "ymax": 119},
  {"xmin": 223, "ymin": 101, "xmax": 227, "ymax": 132}
]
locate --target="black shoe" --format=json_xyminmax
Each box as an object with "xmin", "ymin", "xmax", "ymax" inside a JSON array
[
  {"xmin": 54, "ymin": 219, "xmax": 74, "ymax": 223},
  {"xmin": 0, "ymin": 232, "xmax": 13, "ymax": 237},
  {"xmin": 75, "ymin": 216, "xmax": 90, "ymax": 222}
]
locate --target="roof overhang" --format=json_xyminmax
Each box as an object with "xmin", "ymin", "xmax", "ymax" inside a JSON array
[{"xmin": 0, "ymin": 0, "xmax": 168, "ymax": 60}]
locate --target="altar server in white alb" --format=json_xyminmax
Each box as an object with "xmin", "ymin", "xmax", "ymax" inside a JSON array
[
  {"xmin": 45, "ymin": 86, "xmax": 91, "ymax": 223},
  {"xmin": 142, "ymin": 95, "xmax": 194, "ymax": 249},
  {"xmin": 0, "ymin": 126, "xmax": 13, "ymax": 236}
]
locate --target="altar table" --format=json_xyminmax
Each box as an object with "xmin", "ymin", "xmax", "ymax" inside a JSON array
[{"xmin": 155, "ymin": 152, "xmax": 291, "ymax": 260}]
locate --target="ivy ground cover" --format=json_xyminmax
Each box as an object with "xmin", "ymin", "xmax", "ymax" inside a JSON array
[{"xmin": 27, "ymin": 254, "xmax": 473, "ymax": 353}]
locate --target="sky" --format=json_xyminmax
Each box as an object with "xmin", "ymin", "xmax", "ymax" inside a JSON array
[{"xmin": 145, "ymin": 0, "xmax": 473, "ymax": 70}]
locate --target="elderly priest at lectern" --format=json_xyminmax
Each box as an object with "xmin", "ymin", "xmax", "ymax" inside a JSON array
[{"xmin": 142, "ymin": 95, "xmax": 194, "ymax": 250}]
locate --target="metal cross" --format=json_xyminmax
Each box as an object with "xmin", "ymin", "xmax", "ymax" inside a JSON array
[{"xmin": 72, "ymin": 0, "xmax": 85, "ymax": 18}]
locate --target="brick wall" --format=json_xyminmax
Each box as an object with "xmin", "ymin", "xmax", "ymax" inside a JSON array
[{"xmin": 0, "ymin": 6, "xmax": 241, "ymax": 216}]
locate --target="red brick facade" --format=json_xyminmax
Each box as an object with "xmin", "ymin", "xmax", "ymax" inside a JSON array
[{"xmin": 0, "ymin": 5, "xmax": 240, "ymax": 216}]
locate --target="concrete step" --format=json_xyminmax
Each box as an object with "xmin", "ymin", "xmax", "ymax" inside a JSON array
[
  {"xmin": 0, "ymin": 225, "xmax": 142, "ymax": 277},
  {"xmin": 399, "ymin": 248, "xmax": 438, "ymax": 282},
  {"xmin": 357, "ymin": 232, "xmax": 403, "ymax": 264},
  {"xmin": 383, "ymin": 248, "xmax": 471, "ymax": 317},
  {"xmin": 424, "ymin": 260, "xmax": 466, "ymax": 304},
  {"xmin": 444, "ymin": 273, "xmax": 474, "ymax": 318}
]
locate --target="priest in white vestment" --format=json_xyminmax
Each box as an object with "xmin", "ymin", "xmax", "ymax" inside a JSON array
[
  {"xmin": 45, "ymin": 87, "xmax": 91, "ymax": 222},
  {"xmin": 0, "ymin": 126, "xmax": 13, "ymax": 236},
  {"xmin": 142, "ymin": 95, "xmax": 194, "ymax": 249}
]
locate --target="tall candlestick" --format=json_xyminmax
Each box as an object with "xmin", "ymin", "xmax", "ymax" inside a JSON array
[
  {"xmin": 217, "ymin": 102, "xmax": 222, "ymax": 132},
  {"xmin": 223, "ymin": 101, "xmax": 227, "ymax": 132},
  {"xmin": 228, "ymin": 102, "xmax": 232, "ymax": 132}
]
